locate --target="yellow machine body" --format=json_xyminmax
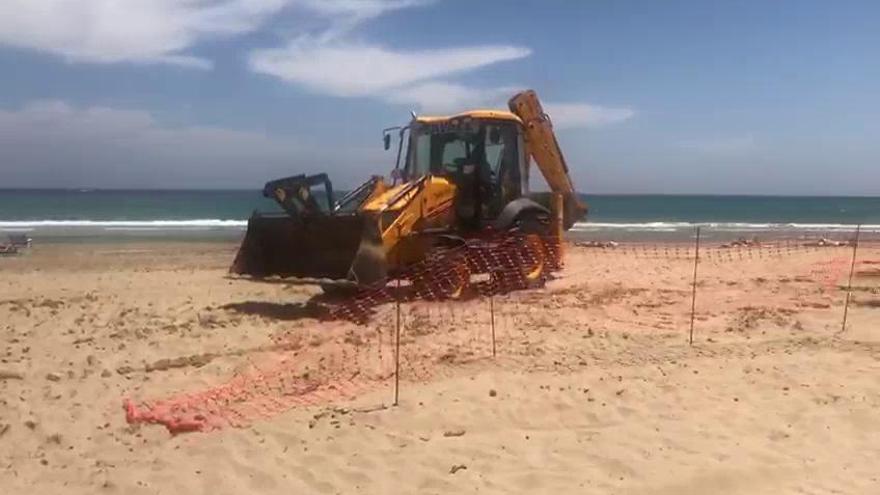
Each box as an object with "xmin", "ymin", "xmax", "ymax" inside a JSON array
[{"xmin": 231, "ymin": 90, "xmax": 586, "ymax": 289}]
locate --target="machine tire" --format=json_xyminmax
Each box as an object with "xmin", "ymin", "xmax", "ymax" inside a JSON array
[
  {"xmin": 493, "ymin": 198, "xmax": 550, "ymax": 232},
  {"xmin": 513, "ymin": 211, "xmax": 551, "ymax": 288},
  {"xmin": 411, "ymin": 250, "xmax": 470, "ymax": 300}
]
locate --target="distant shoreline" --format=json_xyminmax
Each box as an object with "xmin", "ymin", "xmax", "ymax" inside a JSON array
[
  {"xmin": 1, "ymin": 220, "xmax": 870, "ymax": 244},
  {"xmin": 2, "ymin": 188, "xmax": 879, "ymax": 199},
  {"xmin": 2, "ymin": 190, "xmax": 877, "ymax": 243}
]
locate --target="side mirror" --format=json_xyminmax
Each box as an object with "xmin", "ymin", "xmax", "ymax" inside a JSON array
[{"xmin": 383, "ymin": 133, "xmax": 391, "ymax": 150}]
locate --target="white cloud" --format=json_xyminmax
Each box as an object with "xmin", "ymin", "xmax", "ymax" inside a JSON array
[
  {"xmin": 383, "ymin": 83, "xmax": 639, "ymax": 131},
  {"xmin": 0, "ymin": 100, "xmax": 325, "ymax": 188},
  {"xmin": 249, "ymin": 41, "xmax": 531, "ymax": 96},
  {"xmin": 542, "ymin": 102, "xmax": 635, "ymax": 129},
  {"xmin": 0, "ymin": 0, "xmax": 294, "ymax": 68},
  {"xmin": 299, "ymin": 0, "xmax": 429, "ymax": 17},
  {"xmin": 245, "ymin": 2, "xmax": 635, "ymax": 126},
  {"xmin": 296, "ymin": 0, "xmax": 431, "ymax": 39},
  {"xmin": 0, "ymin": 100, "xmax": 287, "ymax": 150},
  {"xmin": 0, "ymin": 1, "xmax": 440, "ymax": 68},
  {"xmin": 0, "ymin": 0, "xmax": 626, "ymax": 130},
  {"xmin": 247, "ymin": 1, "xmax": 534, "ymax": 104},
  {"xmin": 385, "ymin": 82, "xmax": 524, "ymax": 113},
  {"xmin": 0, "ymin": 0, "xmax": 431, "ymax": 69}
]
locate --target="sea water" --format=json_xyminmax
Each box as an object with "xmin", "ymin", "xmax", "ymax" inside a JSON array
[{"xmin": 1, "ymin": 189, "xmax": 878, "ymax": 243}]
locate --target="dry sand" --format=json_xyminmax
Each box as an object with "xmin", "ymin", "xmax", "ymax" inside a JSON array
[{"xmin": 1, "ymin": 240, "xmax": 879, "ymax": 494}]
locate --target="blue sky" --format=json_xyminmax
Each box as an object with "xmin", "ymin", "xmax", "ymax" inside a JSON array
[{"xmin": 0, "ymin": 0, "xmax": 878, "ymax": 194}]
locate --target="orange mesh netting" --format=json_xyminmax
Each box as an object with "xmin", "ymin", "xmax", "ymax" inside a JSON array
[{"xmin": 124, "ymin": 232, "xmax": 561, "ymax": 433}]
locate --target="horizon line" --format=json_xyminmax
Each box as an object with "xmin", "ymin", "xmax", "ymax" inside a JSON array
[{"xmin": 0, "ymin": 188, "xmax": 878, "ymax": 199}]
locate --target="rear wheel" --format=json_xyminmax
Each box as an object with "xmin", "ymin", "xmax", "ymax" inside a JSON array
[
  {"xmin": 441, "ymin": 257, "xmax": 470, "ymax": 299},
  {"xmin": 519, "ymin": 233, "xmax": 547, "ymax": 286},
  {"xmin": 513, "ymin": 213, "xmax": 552, "ymax": 288},
  {"xmin": 411, "ymin": 249, "xmax": 470, "ymax": 300}
]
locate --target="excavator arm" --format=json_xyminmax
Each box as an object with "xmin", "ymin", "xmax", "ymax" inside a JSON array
[{"xmin": 508, "ymin": 90, "xmax": 588, "ymax": 229}]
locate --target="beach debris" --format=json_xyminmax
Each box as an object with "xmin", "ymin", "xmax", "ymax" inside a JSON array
[
  {"xmin": 45, "ymin": 372, "xmax": 62, "ymax": 382},
  {"xmin": 8, "ymin": 234, "xmax": 32, "ymax": 249},
  {"xmin": 0, "ymin": 244, "xmax": 18, "ymax": 256},
  {"xmin": 113, "ymin": 353, "xmax": 218, "ymax": 375},
  {"xmin": 449, "ymin": 464, "xmax": 468, "ymax": 474},
  {"xmin": 197, "ymin": 312, "xmax": 221, "ymax": 328},
  {"xmin": 145, "ymin": 353, "xmax": 216, "ymax": 372},
  {"xmin": 0, "ymin": 369, "xmax": 24, "ymax": 380},
  {"xmin": 488, "ymin": 389, "xmax": 497, "ymax": 397},
  {"xmin": 116, "ymin": 365, "xmax": 136, "ymax": 375},
  {"xmin": 0, "ymin": 234, "xmax": 31, "ymax": 256},
  {"xmin": 576, "ymin": 240, "xmax": 619, "ymax": 248},
  {"xmin": 0, "ymin": 423, "xmax": 10, "ymax": 437},
  {"xmin": 856, "ymin": 267, "xmax": 880, "ymax": 278},
  {"xmin": 730, "ymin": 305, "xmax": 797, "ymax": 331},
  {"xmin": 443, "ymin": 429, "xmax": 466, "ymax": 438},
  {"xmin": 720, "ymin": 237, "xmax": 761, "ymax": 248},
  {"xmin": 803, "ymin": 238, "xmax": 850, "ymax": 247},
  {"xmin": 798, "ymin": 301, "xmax": 831, "ymax": 309}
]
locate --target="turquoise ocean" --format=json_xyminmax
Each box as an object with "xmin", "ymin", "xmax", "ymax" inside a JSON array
[{"xmin": 1, "ymin": 189, "xmax": 878, "ymax": 243}]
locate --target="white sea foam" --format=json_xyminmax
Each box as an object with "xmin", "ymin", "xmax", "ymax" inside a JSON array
[
  {"xmin": 572, "ymin": 222, "xmax": 879, "ymax": 231},
  {"xmin": 0, "ymin": 219, "xmax": 247, "ymax": 229},
  {"xmin": 0, "ymin": 219, "xmax": 877, "ymax": 233}
]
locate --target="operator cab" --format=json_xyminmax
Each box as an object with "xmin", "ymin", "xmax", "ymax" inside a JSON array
[{"xmin": 404, "ymin": 112, "xmax": 528, "ymax": 228}]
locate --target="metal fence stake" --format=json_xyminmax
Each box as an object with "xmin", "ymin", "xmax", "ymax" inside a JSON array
[
  {"xmin": 689, "ymin": 226, "xmax": 701, "ymax": 345},
  {"xmin": 840, "ymin": 224, "xmax": 861, "ymax": 334},
  {"xmin": 490, "ymin": 293, "xmax": 496, "ymax": 358},
  {"xmin": 393, "ymin": 226, "xmax": 402, "ymax": 406}
]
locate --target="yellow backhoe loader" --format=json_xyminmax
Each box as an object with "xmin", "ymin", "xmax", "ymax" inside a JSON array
[{"xmin": 231, "ymin": 90, "xmax": 587, "ymax": 295}]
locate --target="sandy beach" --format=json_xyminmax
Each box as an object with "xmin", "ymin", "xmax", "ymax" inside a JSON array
[{"xmin": 1, "ymin": 240, "xmax": 879, "ymax": 494}]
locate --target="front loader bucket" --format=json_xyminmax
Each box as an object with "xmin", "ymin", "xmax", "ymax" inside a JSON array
[{"xmin": 230, "ymin": 212, "xmax": 388, "ymax": 286}]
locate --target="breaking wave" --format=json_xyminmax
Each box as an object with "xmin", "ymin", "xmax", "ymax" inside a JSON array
[
  {"xmin": 0, "ymin": 219, "xmax": 876, "ymax": 236},
  {"xmin": 0, "ymin": 219, "xmax": 247, "ymax": 230},
  {"xmin": 572, "ymin": 222, "xmax": 878, "ymax": 232}
]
